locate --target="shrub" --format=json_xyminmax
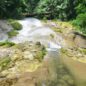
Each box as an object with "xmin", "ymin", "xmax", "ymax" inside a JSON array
[
  {"xmin": 8, "ymin": 30, "xmax": 19, "ymax": 38},
  {"xmin": 72, "ymin": 13, "xmax": 86, "ymax": 35}
]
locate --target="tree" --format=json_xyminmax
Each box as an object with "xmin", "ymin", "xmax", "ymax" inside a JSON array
[{"xmin": 0, "ymin": 0, "xmax": 26, "ymax": 18}]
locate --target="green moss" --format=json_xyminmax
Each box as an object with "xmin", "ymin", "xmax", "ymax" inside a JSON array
[
  {"xmin": 8, "ymin": 30, "xmax": 19, "ymax": 38},
  {"xmin": 72, "ymin": 13, "xmax": 86, "ymax": 35},
  {"xmin": 0, "ymin": 42, "xmax": 6, "ymax": 46},
  {"xmin": 79, "ymin": 48, "xmax": 86, "ymax": 54},
  {"xmin": 0, "ymin": 57, "xmax": 11, "ymax": 71},
  {"xmin": 11, "ymin": 21, "xmax": 22, "ymax": 30},
  {"xmin": 8, "ymin": 19, "xmax": 22, "ymax": 30},
  {"xmin": 7, "ymin": 19, "xmax": 22, "ymax": 38},
  {"xmin": 50, "ymin": 34, "xmax": 54, "ymax": 38},
  {"xmin": 60, "ymin": 48, "xmax": 68, "ymax": 54},
  {"xmin": 35, "ymin": 47, "xmax": 46, "ymax": 62},
  {"xmin": 0, "ymin": 41, "xmax": 15, "ymax": 47}
]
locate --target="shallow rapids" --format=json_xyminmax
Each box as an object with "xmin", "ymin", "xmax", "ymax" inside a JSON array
[{"xmin": 0, "ymin": 18, "xmax": 62, "ymax": 50}]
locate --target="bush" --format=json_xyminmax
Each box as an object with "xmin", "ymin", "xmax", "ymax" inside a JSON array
[
  {"xmin": 8, "ymin": 30, "xmax": 19, "ymax": 38},
  {"xmin": 72, "ymin": 13, "xmax": 86, "ymax": 35}
]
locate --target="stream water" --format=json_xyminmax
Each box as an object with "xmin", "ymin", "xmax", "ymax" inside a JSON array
[{"xmin": 9, "ymin": 18, "xmax": 62, "ymax": 50}]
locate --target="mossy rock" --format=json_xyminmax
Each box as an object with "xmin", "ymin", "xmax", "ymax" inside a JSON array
[
  {"xmin": 35, "ymin": 46, "xmax": 46, "ymax": 62},
  {"xmin": 35, "ymin": 51, "xmax": 45, "ymax": 62},
  {"xmin": 11, "ymin": 21, "xmax": 22, "ymax": 30},
  {"xmin": 8, "ymin": 19, "xmax": 22, "ymax": 30},
  {"xmin": 50, "ymin": 34, "xmax": 54, "ymax": 38},
  {"xmin": 60, "ymin": 48, "xmax": 68, "ymax": 54},
  {"xmin": 8, "ymin": 30, "xmax": 19, "ymax": 38},
  {"xmin": 0, "ymin": 41, "xmax": 15, "ymax": 47}
]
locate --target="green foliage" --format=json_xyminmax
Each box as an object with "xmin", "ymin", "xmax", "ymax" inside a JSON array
[
  {"xmin": 35, "ymin": 0, "xmax": 59, "ymax": 19},
  {"xmin": 0, "ymin": 0, "xmax": 24, "ymax": 18},
  {"xmin": 0, "ymin": 41, "xmax": 15, "ymax": 47},
  {"xmin": 35, "ymin": 0, "xmax": 77, "ymax": 20},
  {"xmin": 0, "ymin": 0, "xmax": 85, "ymax": 21},
  {"xmin": 8, "ymin": 30, "xmax": 19, "ymax": 38},
  {"xmin": 76, "ymin": 13, "xmax": 86, "ymax": 28},
  {"xmin": 72, "ymin": 13, "xmax": 86, "ymax": 35},
  {"xmin": 75, "ymin": 0, "xmax": 86, "ymax": 15}
]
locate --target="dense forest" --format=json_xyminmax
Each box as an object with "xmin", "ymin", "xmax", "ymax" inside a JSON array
[{"xmin": 0, "ymin": 0, "xmax": 86, "ymax": 19}]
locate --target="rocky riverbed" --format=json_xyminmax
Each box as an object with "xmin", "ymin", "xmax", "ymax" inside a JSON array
[{"xmin": 0, "ymin": 18, "xmax": 86, "ymax": 86}]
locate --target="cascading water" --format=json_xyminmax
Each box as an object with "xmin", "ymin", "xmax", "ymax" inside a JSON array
[{"xmin": 1, "ymin": 18, "xmax": 62, "ymax": 51}]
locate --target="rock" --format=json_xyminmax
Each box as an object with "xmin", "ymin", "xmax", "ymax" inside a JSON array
[
  {"xmin": 0, "ymin": 41, "xmax": 46, "ymax": 79},
  {"xmin": 0, "ymin": 48, "xmax": 14, "ymax": 58},
  {"xmin": 0, "ymin": 20, "xmax": 12, "ymax": 33},
  {"xmin": 74, "ymin": 35, "xmax": 86, "ymax": 48},
  {"xmin": 23, "ymin": 51, "xmax": 34, "ymax": 60},
  {"xmin": 0, "ymin": 20, "xmax": 13, "ymax": 41}
]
